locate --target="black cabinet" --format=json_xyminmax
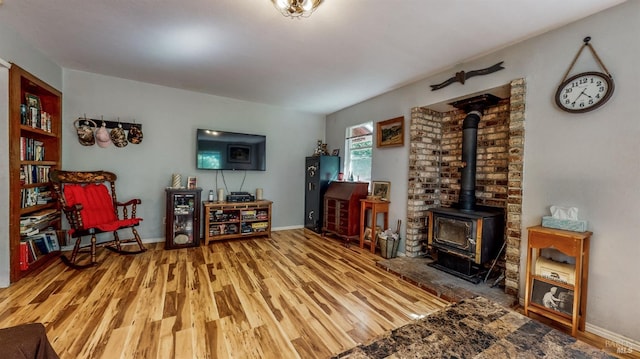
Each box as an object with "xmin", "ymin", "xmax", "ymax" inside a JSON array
[
  {"xmin": 305, "ymin": 155, "xmax": 340, "ymax": 233},
  {"xmin": 165, "ymin": 188, "xmax": 202, "ymax": 249}
]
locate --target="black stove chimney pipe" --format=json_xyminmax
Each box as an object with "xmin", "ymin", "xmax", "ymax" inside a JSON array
[
  {"xmin": 459, "ymin": 110, "xmax": 482, "ymax": 211},
  {"xmin": 449, "ymin": 93, "xmax": 501, "ymax": 211}
]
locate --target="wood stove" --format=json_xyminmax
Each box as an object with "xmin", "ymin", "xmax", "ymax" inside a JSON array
[
  {"xmin": 427, "ymin": 206, "xmax": 504, "ymax": 282},
  {"xmin": 426, "ymin": 94, "xmax": 505, "ymax": 283}
]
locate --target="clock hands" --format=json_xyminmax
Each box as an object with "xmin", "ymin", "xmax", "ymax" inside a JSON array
[
  {"xmin": 570, "ymin": 87, "xmax": 595, "ymax": 108},
  {"xmin": 571, "ymin": 88, "xmax": 588, "ymax": 106}
]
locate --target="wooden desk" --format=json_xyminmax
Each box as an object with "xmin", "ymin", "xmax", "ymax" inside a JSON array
[{"xmin": 359, "ymin": 199, "xmax": 390, "ymax": 253}]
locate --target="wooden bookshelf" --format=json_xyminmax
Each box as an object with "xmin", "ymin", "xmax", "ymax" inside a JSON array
[{"xmin": 9, "ymin": 64, "xmax": 62, "ymax": 282}]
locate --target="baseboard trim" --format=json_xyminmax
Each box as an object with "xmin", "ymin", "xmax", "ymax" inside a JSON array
[
  {"xmin": 585, "ymin": 323, "xmax": 639, "ymax": 353},
  {"xmin": 517, "ymin": 297, "xmax": 638, "ymax": 353},
  {"xmin": 273, "ymin": 225, "xmax": 304, "ymax": 231}
]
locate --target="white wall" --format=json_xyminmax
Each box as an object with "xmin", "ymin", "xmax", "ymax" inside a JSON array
[
  {"xmin": 63, "ymin": 69, "xmax": 326, "ymax": 240},
  {"xmin": 0, "ymin": 59, "xmax": 11, "ymax": 287},
  {"xmin": 326, "ymin": 1, "xmax": 639, "ymax": 343},
  {"xmin": 0, "ymin": 23, "xmax": 63, "ymax": 287},
  {"xmin": 0, "ymin": 23, "xmax": 62, "ymax": 92}
]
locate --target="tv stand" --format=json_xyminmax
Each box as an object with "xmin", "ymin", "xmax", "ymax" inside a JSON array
[{"xmin": 203, "ymin": 200, "xmax": 272, "ymax": 245}]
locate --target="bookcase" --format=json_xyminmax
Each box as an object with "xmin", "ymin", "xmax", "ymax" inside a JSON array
[
  {"xmin": 8, "ymin": 64, "xmax": 62, "ymax": 282},
  {"xmin": 203, "ymin": 200, "xmax": 272, "ymax": 245}
]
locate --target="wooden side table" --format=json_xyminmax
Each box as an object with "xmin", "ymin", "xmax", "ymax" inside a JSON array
[
  {"xmin": 524, "ymin": 225, "xmax": 591, "ymax": 337},
  {"xmin": 359, "ymin": 199, "xmax": 390, "ymax": 253}
]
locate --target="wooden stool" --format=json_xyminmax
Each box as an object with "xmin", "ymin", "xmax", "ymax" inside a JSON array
[{"xmin": 359, "ymin": 199, "xmax": 390, "ymax": 253}]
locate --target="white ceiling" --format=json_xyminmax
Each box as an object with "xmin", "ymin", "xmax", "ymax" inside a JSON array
[{"xmin": 0, "ymin": 0, "xmax": 626, "ymax": 114}]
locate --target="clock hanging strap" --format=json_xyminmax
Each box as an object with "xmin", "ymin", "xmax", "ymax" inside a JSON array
[{"xmin": 561, "ymin": 36, "xmax": 612, "ymax": 82}]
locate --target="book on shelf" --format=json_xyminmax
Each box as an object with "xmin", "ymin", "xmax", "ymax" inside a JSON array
[
  {"xmin": 32, "ymin": 236, "xmax": 49, "ymax": 256},
  {"xmin": 20, "ymin": 227, "xmax": 40, "ymax": 237},
  {"xmin": 19, "ymin": 137, "xmax": 45, "ymax": 161},
  {"xmin": 22, "ymin": 239, "xmax": 38, "ymax": 264},
  {"xmin": 20, "ymin": 209, "xmax": 60, "ymax": 236},
  {"xmin": 20, "ymin": 164, "xmax": 52, "ymax": 185},
  {"xmin": 43, "ymin": 230, "xmax": 61, "ymax": 252},
  {"xmin": 21, "ymin": 230, "xmax": 60, "ymax": 264},
  {"xmin": 19, "ymin": 242, "xmax": 29, "ymax": 270},
  {"xmin": 20, "ymin": 186, "xmax": 53, "ymax": 208}
]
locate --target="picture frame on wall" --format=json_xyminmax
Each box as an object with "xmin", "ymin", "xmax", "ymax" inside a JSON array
[
  {"xmin": 372, "ymin": 181, "xmax": 391, "ymax": 201},
  {"xmin": 376, "ymin": 116, "xmax": 404, "ymax": 148},
  {"xmin": 530, "ymin": 278, "xmax": 574, "ymax": 317}
]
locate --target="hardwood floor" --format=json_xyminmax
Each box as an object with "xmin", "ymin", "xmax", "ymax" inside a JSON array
[{"xmin": 0, "ymin": 229, "xmax": 448, "ymax": 358}]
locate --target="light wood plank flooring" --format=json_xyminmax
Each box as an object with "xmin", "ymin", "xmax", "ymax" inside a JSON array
[{"xmin": 0, "ymin": 229, "xmax": 448, "ymax": 358}]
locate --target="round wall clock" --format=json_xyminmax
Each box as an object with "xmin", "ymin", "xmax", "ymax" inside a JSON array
[{"xmin": 554, "ymin": 71, "xmax": 614, "ymax": 113}]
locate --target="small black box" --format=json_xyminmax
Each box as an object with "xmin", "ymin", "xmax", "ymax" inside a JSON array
[{"xmin": 227, "ymin": 193, "xmax": 255, "ymax": 202}]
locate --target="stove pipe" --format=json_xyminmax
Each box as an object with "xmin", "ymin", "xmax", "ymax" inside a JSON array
[
  {"xmin": 459, "ymin": 110, "xmax": 482, "ymax": 211},
  {"xmin": 449, "ymin": 94, "xmax": 501, "ymax": 211}
]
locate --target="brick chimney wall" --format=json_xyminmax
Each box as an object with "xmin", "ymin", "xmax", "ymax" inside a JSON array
[{"xmin": 406, "ymin": 78, "xmax": 525, "ymax": 296}]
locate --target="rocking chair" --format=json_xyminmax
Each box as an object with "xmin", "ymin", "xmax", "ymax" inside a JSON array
[{"xmin": 50, "ymin": 170, "xmax": 147, "ymax": 268}]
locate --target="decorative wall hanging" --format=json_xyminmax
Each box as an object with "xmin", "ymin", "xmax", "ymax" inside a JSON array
[
  {"xmin": 75, "ymin": 117, "xmax": 143, "ymax": 132},
  {"xmin": 376, "ymin": 116, "xmax": 404, "ymax": 148},
  {"xmin": 430, "ymin": 61, "xmax": 505, "ymax": 91},
  {"xmin": 554, "ymin": 36, "xmax": 614, "ymax": 113},
  {"xmin": 75, "ymin": 116, "xmax": 144, "ymax": 147}
]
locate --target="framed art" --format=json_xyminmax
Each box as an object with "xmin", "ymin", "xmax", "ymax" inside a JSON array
[
  {"xmin": 530, "ymin": 278, "xmax": 574, "ymax": 317},
  {"xmin": 187, "ymin": 176, "xmax": 197, "ymax": 189},
  {"xmin": 372, "ymin": 181, "xmax": 391, "ymax": 201},
  {"xmin": 376, "ymin": 116, "xmax": 404, "ymax": 148},
  {"xmin": 228, "ymin": 145, "xmax": 251, "ymax": 163},
  {"xmin": 25, "ymin": 93, "xmax": 41, "ymax": 109}
]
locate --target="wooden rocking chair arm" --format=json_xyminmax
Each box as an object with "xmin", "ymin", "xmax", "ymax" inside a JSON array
[
  {"xmin": 62, "ymin": 203, "xmax": 84, "ymax": 213},
  {"xmin": 116, "ymin": 198, "xmax": 141, "ymax": 207}
]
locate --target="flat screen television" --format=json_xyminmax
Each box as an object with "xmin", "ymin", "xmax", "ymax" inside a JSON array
[{"xmin": 196, "ymin": 129, "xmax": 266, "ymax": 171}]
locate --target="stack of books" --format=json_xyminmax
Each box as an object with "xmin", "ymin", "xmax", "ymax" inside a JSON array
[{"xmin": 19, "ymin": 208, "xmax": 59, "ymax": 236}]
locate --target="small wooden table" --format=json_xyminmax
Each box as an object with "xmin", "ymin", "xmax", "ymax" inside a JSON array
[
  {"xmin": 524, "ymin": 225, "xmax": 591, "ymax": 337},
  {"xmin": 359, "ymin": 199, "xmax": 390, "ymax": 253}
]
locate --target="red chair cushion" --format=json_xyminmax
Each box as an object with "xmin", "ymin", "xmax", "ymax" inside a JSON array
[{"xmin": 64, "ymin": 183, "xmax": 141, "ymax": 233}]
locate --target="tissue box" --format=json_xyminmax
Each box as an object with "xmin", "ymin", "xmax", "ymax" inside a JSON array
[{"xmin": 541, "ymin": 216, "xmax": 588, "ymax": 232}]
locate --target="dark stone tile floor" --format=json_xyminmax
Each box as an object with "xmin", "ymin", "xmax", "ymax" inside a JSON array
[{"xmin": 376, "ymin": 255, "xmax": 517, "ymax": 308}]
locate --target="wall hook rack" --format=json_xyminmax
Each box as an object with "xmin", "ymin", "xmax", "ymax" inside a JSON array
[{"xmin": 76, "ymin": 117, "xmax": 142, "ymax": 131}]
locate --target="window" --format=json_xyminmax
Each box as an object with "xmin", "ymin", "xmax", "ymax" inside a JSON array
[{"xmin": 344, "ymin": 122, "xmax": 373, "ymax": 184}]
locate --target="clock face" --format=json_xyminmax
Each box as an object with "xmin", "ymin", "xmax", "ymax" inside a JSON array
[{"xmin": 555, "ymin": 71, "xmax": 614, "ymax": 113}]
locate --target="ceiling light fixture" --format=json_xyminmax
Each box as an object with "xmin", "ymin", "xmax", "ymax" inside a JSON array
[{"xmin": 271, "ymin": 0, "xmax": 323, "ymax": 19}]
